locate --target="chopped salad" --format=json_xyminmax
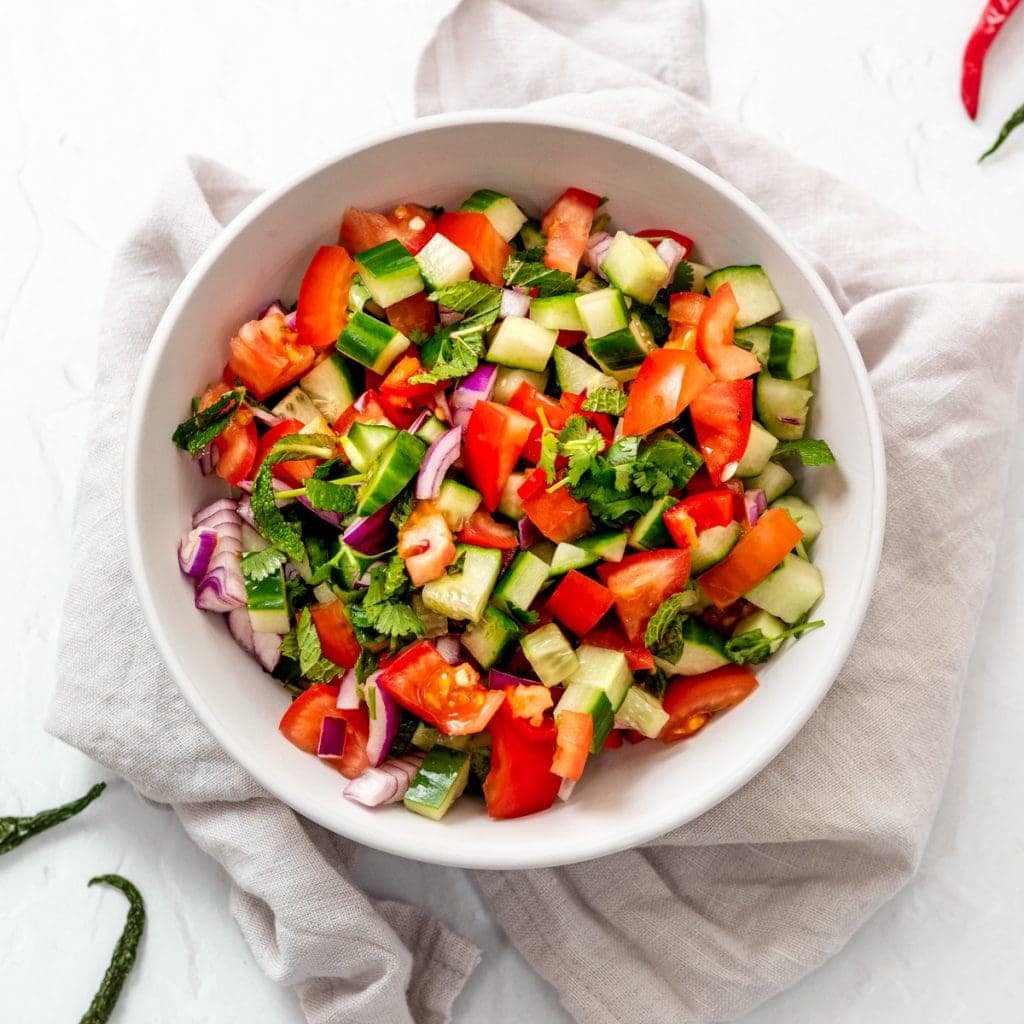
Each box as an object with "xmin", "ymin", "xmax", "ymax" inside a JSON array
[{"xmin": 173, "ymin": 187, "xmax": 834, "ymax": 821}]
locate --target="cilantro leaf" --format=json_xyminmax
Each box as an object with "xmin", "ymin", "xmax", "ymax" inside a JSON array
[
  {"xmin": 632, "ymin": 438, "xmax": 703, "ymax": 496},
  {"xmin": 671, "ymin": 261, "xmax": 695, "ymax": 293},
  {"xmin": 558, "ymin": 415, "xmax": 604, "ymax": 487},
  {"xmin": 772, "ymin": 439, "xmax": 836, "ymax": 467},
  {"xmin": 171, "ymin": 388, "xmax": 246, "ymax": 456},
  {"xmin": 303, "ymin": 478, "xmax": 357, "ymax": 515},
  {"xmin": 367, "ymin": 603, "xmax": 424, "ymax": 640},
  {"xmin": 358, "ymin": 556, "xmax": 424, "ymax": 642},
  {"xmin": 538, "ymin": 430, "xmax": 559, "ymax": 484},
  {"xmin": 644, "ymin": 588, "xmax": 700, "ymax": 663},
  {"xmin": 239, "ymin": 547, "xmax": 287, "ymax": 582},
  {"xmin": 389, "ymin": 490, "xmax": 416, "ymax": 530},
  {"xmin": 582, "ymin": 388, "xmax": 627, "ymax": 415},
  {"xmin": 364, "ymin": 556, "xmax": 409, "ymax": 606},
  {"xmin": 502, "ymin": 253, "xmax": 576, "ymax": 296},
  {"xmin": 633, "ymin": 303, "xmax": 670, "ymax": 343},
  {"xmin": 725, "ymin": 619, "xmax": 825, "ymax": 665},
  {"xmin": 355, "ymin": 648, "xmax": 379, "ymax": 685},
  {"xmin": 286, "ymin": 575, "xmax": 316, "ymax": 612}
]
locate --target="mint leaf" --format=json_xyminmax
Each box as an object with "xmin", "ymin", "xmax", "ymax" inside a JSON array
[
  {"xmin": 502, "ymin": 253, "xmax": 576, "ymax": 296},
  {"xmin": 172, "ymin": 387, "xmax": 246, "ymax": 456},
  {"xmin": 726, "ymin": 619, "xmax": 825, "ymax": 665},
  {"xmin": 429, "ymin": 281, "xmax": 501, "ymax": 313},
  {"xmin": 772, "ymin": 439, "xmax": 836, "ymax": 467},
  {"xmin": 410, "ymin": 329, "xmax": 485, "ymax": 386},
  {"xmin": 644, "ymin": 588, "xmax": 699, "ymax": 663},
  {"xmin": 304, "ymin": 478, "xmax": 357, "ymax": 515},
  {"xmin": 296, "ymin": 607, "xmax": 323, "ymax": 676},
  {"xmin": 581, "ymin": 388, "xmax": 626, "ymax": 415},
  {"xmin": 239, "ymin": 547, "xmax": 286, "ymax": 582}
]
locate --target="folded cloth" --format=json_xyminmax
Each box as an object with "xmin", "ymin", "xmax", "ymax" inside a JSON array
[{"xmin": 47, "ymin": 1, "xmax": 1024, "ymax": 1023}]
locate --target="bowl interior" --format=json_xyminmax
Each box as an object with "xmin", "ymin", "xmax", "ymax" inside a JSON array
[{"xmin": 127, "ymin": 114, "xmax": 883, "ymax": 869}]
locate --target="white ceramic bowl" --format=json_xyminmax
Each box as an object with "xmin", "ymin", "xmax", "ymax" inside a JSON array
[{"xmin": 126, "ymin": 111, "xmax": 885, "ymax": 870}]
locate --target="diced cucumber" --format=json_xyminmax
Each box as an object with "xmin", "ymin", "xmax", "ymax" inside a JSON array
[
  {"xmin": 556, "ymin": 683, "xmax": 614, "ymax": 752},
  {"xmin": 528, "ymin": 540, "xmax": 557, "ymax": 565},
  {"xmin": 690, "ymin": 522, "xmax": 742, "ymax": 575},
  {"xmin": 492, "ymin": 366, "xmax": 550, "ymax": 405},
  {"xmin": 575, "ymin": 287, "xmax": 628, "ymax": 339},
  {"xmin": 530, "ymin": 293, "xmax": 586, "ymax": 332},
  {"xmin": 744, "ymin": 553, "xmax": 823, "ymax": 623},
  {"xmin": 600, "ymin": 232, "xmax": 670, "ymax": 305},
  {"xmin": 460, "ymin": 189, "xmax": 527, "ymax": 241},
  {"xmin": 340, "ymin": 422, "xmax": 397, "ymax": 472},
  {"xmin": 436, "ymin": 479, "xmax": 482, "ymax": 531},
  {"xmin": 628, "ymin": 495, "xmax": 676, "ymax": 550},
  {"xmin": 411, "ymin": 724, "xmax": 474, "ymax": 753},
  {"xmin": 348, "ymin": 275, "xmax": 371, "ymax": 314},
  {"xmin": 461, "ymin": 603, "xmax": 521, "ymax": 670},
  {"xmin": 734, "ymin": 325, "xmax": 773, "ymax": 369},
  {"xmin": 688, "ymin": 261, "xmax": 712, "ymax": 294},
  {"xmin": 519, "ymin": 220, "xmax": 546, "ymax": 250},
  {"xmin": 492, "ymin": 550, "xmax": 550, "ymax": 613},
  {"xmin": 735, "ymin": 421, "xmax": 779, "ymax": 478},
  {"xmin": 403, "ymin": 746, "xmax": 471, "ymax": 821},
  {"xmin": 770, "ymin": 496, "xmax": 822, "ymax": 545},
  {"xmin": 421, "ymin": 544, "xmax": 502, "ymax": 623},
  {"xmin": 356, "ymin": 431, "xmax": 426, "ymax": 516},
  {"xmin": 585, "ymin": 327, "xmax": 652, "ymax": 381},
  {"xmin": 486, "ymin": 316, "xmax": 558, "ymax": 372},
  {"xmin": 551, "ymin": 345, "xmax": 619, "ymax": 395},
  {"xmin": 704, "ymin": 265, "xmax": 782, "ymax": 328},
  {"xmin": 300, "ymin": 353, "xmax": 358, "ymax": 423},
  {"xmin": 745, "ymin": 460, "xmax": 795, "ymax": 503},
  {"xmin": 614, "ymin": 686, "xmax": 669, "ymax": 739},
  {"xmin": 414, "ymin": 233, "xmax": 473, "ymax": 290},
  {"xmin": 245, "ymin": 568, "xmax": 290, "ymax": 635},
  {"xmin": 411, "ymin": 592, "xmax": 447, "ymax": 638},
  {"xmin": 756, "ymin": 373, "xmax": 813, "ymax": 441},
  {"xmin": 497, "ymin": 472, "xmax": 527, "ymax": 521},
  {"xmin": 337, "ymin": 311, "xmax": 410, "ymax": 374},
  {"xmin": 522, "ymin": 623, "xmax": 579, "ymax": 685},
  {"xmin": 549, "ymin": 531, "xmax": 628, "ymax": 575},
  {"xmin": 566, "ymin": 644, "xmax": 632, "ymax": 712},
  {"xmin": 355, "ymin": 239, "xmax": 424, "ymax": 308},
  {"xmin": 414, "ymin": 413, "xmax": 448, "ymax": 446},
  {"xmin": 732, "ymin": 609, "xmax": 787, "ymax": 655},
  {"xmin": 655, "ymin": 617, "xmax": 731, "ymax": 676},
  {"xmin": 768, "ymin": 320, "xmax": 819, "ymax": 380},
  {"xmin": 272, "ymin": 387, "xmax": 322, "ymax": 426}
]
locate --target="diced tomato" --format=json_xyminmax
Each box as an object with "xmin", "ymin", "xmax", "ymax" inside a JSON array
[
  {"xmin": 636, "ymin": 228, "xmax": 694, "ymax": 256},
  {"xmin": 545, "ymin": 570, "xmax": 616, "ymax": 636},
  {"xmin": 697, "ymin": 507, "xmax": 803, "ymax": 608},
  {"xmin": 227, "ymin": 310, "xmax": 316, "ymax": 400},
  {"xmin": 541, "ymin": 187, "xmax": 602, "ymax": 277},
  {"xmin": 695, "ymin": 283, "xmax": 760, "ymax": 382},
  {"xmin": 664, "ymin": 324, "xmax": 698, "ymax": 352},
  {"xmin": 663, "ymin": 507, "xmax": 698, "ymax": 549},
  {"xmin": 378, "ymin": 641, "xmax": 504, "ymax": 736},
  {"xmin": 483, "ymin": 698, "xmax": 561, "ymax": 819},
  {"xmin": 296, "ymin": 245, "xmax": 356, "ymax": 350},
  {"xmin": 253, "ymin": 417, "xmax": 320, "ymax": 488},
  {"xmin": 551, "ymin": 710, "xmax": 593, "ymax": 781},
  {"xmin": 660, "ymin": 665, "xmax": 758, "ymax": 741},
  {"xmin": 379, "ymin": 354, "xmax": 437, "ymax": 403},
  {"xmin": 199, "ymin": 383, "xmax": 257, "ymax": 486},
  {"xmin": 670, "ymin": 490, "xmax": 735, "ymax": 533},
  {"xmin": 398, "ymin": 501, "xmax": 457, "ymax": 586},
  {"xmin": 559, "ymin": 392, "xmax": 614, "ymax": 448},
  {"xmin": 624, "ymin": 729, "xmax": 647, "ymax": 744},
  {"xmin": 507, "ymin": 684, "xmax": 554, "ymax": 726},
  {"xmin": 603, "ymin": 729, "xmax": 625, "ymax": 749},
  {"xmin": 435, "ymin": 211, "xmax": 511, "ymax": 286},
  {"xmin": 463, "ymin": 400, "xmax": 534, "ymax": 511},
  {"xmin": 333, "ymin": 389, "xmax": 395, "ymax": 437},
  {"xmin": 334, "ymin": 706, "xmax": 372, "ymax": 778},
  {"xmin": 668, "ymin": 291, "xmax": 709, "ymax": 325},
  {"xmin": 582, "ymin": 619, "xmax": 655, "ymax": 671},
  {"xmin": 339, "ymin": 206, "xmax": 399, "ymax": 254},
  {"xmin": 556, "ymin": 329, "xmax": 587, "ymax": 348},
  {"xmin": 386, "ymin": 291, "xmax": 437, "ymax": 338},
  {"xmin": 521, "ymin": 485, "xmax": 592, "ymax": 543},
  {"xmin": 517, "ymin": 467, "xmax": 549, "ymax": 502},
  {"xmin": 597, "ymin": 549, "xmax": 692, "ymax": 644},
  {"xmin": 621, "ymin": 349, "xmax": 713, "ymax": 437},
  {"xmin": 690, "ymin": 380, "xmax": 753, "ymax": 485},
  {"xmin": 457, "ymin": 508, "xmax": 518, "ymax": 550},
  {"xmin": 278, "ymin": 684, "xmax": 340, "ymax": 754},
  {"xmin": 385, "ymin": 203, "xmax": 437, "ymax": 255},
  {"xmin": 309, "ymin": 601, "xmax": 361, "ymax": 669}
]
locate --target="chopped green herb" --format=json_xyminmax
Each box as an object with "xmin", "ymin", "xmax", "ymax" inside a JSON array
[
  {"xmin": 671, "ymin": 261, "xmax": 695, "ymax": 293},
  {"xmin": 304, "ymin": 478, "xmax": 358, "ymax": 515},
  {"xmin": 502, "ymin": 253, "xmax": 577, "ymax": 296},
  {"xmin": 726, "ymin": 619, "xmax": 825, "ymax": 665},
  {"xmin": 355, "ymin": 648, "xmax": 379, "ymax": 685},
  {"xmin": 389, "ymin": 490, "xmax": 417, "ymax": 530},
  {"xmin": 0, "ymin": 782, "xmax": 106, "ymax": 856},
  {"xmin": 772, "ymin": 439, "xmax": 836, "ymax": 467},
  {"xmin": 171, "ymin": 387, "xmax": 246, "ymax": 456},
  {"xmin": 581, "ymin": 388, "xmax": 627, "ymax": 415},
  {"xmin": 239, "ymin": 547, "xmax": 287, "ymax": 582},
  {"xmin": 644, "ymin": 589, "xmax": 700, "ymax": 663}
]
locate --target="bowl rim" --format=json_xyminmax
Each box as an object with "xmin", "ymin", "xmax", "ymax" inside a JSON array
[{"xmin": 124, "ymin": 109, "xmax": 886, "ymax": 869}]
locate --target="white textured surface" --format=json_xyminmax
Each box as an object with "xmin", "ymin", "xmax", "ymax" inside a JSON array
[{"xmin": 2, "ymin": 1, "xmax": 1021, "ymax": 1021}]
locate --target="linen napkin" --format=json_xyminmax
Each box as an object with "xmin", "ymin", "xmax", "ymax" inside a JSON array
[{"xmin": 48, "ymin": 2, "xmax": 1024, "ymax": 1024}]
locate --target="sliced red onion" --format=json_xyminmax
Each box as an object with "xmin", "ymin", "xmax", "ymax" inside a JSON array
[
  {"xmin": 197, "ymin": 445, "xmax": 219, "ymax": 475},
  {"xmin": 434, "ymin": 390, "xmax": 452, "ymax": 424},
  {"xmin": 192, "ymin": 498, "xmax": 239, "ymax": 527},
  {"xmin": 584, "ymin": 231, "xmax": 612, "ymax": 276},
  {"xmin": 257, "ymin": 300, "xmax": 286, "ymax": 319},
  {"xmin": 285, "ymin": 309, "xmax": 298, "ymax": 330},
  {"xmin": 251, "ymin": 406, "xmax": 283, "ymax": 428},
  {"xmin": 343, "ymin": 753, "xmax": 424, "ymax": 807},
  {"xmin": 342, "ymin": 506, "xmax": 392, "ymax": 555},
  {"xmin": 195, "ymin": 562, "xmax": 246, "ymax": 612},
  {"xmin": 178, "ymin": 527, "xmax": 218, "ymax": 579},
  {"xmin": 364, "ymin": 672, "xmax": 400, "ymax": 767},
  {"xmin": 408, "ymin": 409, "xmax": 432, "ymax": 435},
  {"xmin": 500, "ymin": 288, "xmax": 531, "ymax": 318},
  {"xmin": 297, "ymin": 493, "xmax": 344, "ymax": 528},
  {"xmin": 439, "ymin": 305, "xmax": 464, "ymax": 327},
  {"xmin": 655, "ymin": 237, "xmax": 685, "ymax": 283},
  {"xmin": 558, "ymin": 777, "xmax": 577, "ymax": 802},
  {"xmin": 189, "ymin": 499, "xmax": 246, "ymax": 612},
  {"xmin": 743, "ymin": 489, "xmax": 768, "ymax": 528},
  {"xmin": 517, "ymin": 516, "xmax": 541, "ymax": 550},
  {"xmin": 452, "ymin": 406, "xmax": 473, "ymax": 430},
  {"xmin": 452, "ymin": 363, "xmax": 498, "ymax": 410},
  {"xmin": 488, "ymin": 668, "xmax": 538, "ymax": 689},
  {"xmin": 317, "ymin": 716, "xmax": 347, "ymax": 761},
  {"xmin": 435, "ymin": 635, "xmax": 461, "ymax": 665},
  {"xmin": 236, "ymin": 495, "xmax": 256, "ymax": 528},
  {"xmin": 226, "ymin": 607, "xmax": 281, "ymax": 672},
  {"xmin": 415, "ymin": 426, "xmax": 462, "ymax": 499},
  {"xmin": 336, "ymin": 668, "xmax": 361, "ymax": 710}
]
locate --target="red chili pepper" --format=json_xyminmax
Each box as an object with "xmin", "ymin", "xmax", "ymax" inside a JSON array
[{"xmin": 962, "ymin": 0, "xmax": 1021, "ymax": 120}]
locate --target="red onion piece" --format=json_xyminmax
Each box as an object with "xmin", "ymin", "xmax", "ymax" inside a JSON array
[
  {"xmin": 195, "ymin": 562, "xmax": 246, "ymax": 612},
  {"xmin": 178, "ymin": 527, "xmax": 218, "ymax": 579},
  {"xmin": 364, "ymin": 672, "xmax": 400, "ymax": 767},
  {"xmin": 253, "ymin": 631, "xmax": 282, "ymax": 673},
  {"xmin": 584, "ymin": 231, "xmax": 612, "ymax": 276},
  {"xmin": 500, "ymin": 288, "xmax": 531, "ymax": 319},
  {"xmin": 488, "ymin": 668, "xmax": 539, "ymax": 689},
  {"xmin": 655, "ymin": 237, "xmax": 685, "ymax": 284},
  {"xmin": 285, "ymin": 309, "xmax": 297, "ymax": 330},
  {"xmin": 227, "ymin": 606, "xmax": 255, "ymax": 654},
  {"xmin": 197, "ymin": 445, "xmax": 219, "ymax": 475},
  {"xmin": 517, "ymin": 516, "xmax": 541, "ymax": 550},
  {"xmin": 452, "ymin": 407, "xmax": 473, "ymax": 430},
  {"xmin": 408, "ymin": 409, "xmax": 432, "ymax": 435},
  {"xmin": 189, "ymin": 498, "xmax": 246, "ymax": 612},
  {"xmin": 257, "ymin": 300, "xmax": 286, "ymax": 319},
  {"xmin": 236, "ymin": 495, "xmax": 256, "ymax": 528},
  {"xmin": 336, "ymin": 668, "xmax": 360, "ymax": 709},
  {"xmin": 743, "ymin": 489, "xmax": 768, "ymax": 528},
  {"xmin": 439, "ymin": 305, "xmax": 464, "ymax": 327},
  {"xmin": 192, "ymin": 498, "xmax": 239, "ymax": 527},
  {"xmin": 415, "ymin": 426, "xmax": 463, "ymax": 500},
  {"xmin": 317, "ymin": 716, "xmax": 347, "ymax": 761},
  {"xmin": 435, "ymin": 635, "xmax": 461, "ymax": 665},
  {"xmin": 342, "ymin": 506, "xmax": 392, "ymax": 555},
  {"xmin": 343, "ymin": 753, "xmax": 424, "ymax": 807},
  {"xmin": 434, "ymin": 390, "xmax": 452, "ymax": 424},
  {"xmin": 452, "ymin": 363, "xmax": 498, "ymax": 410},
  {"xmin": 251, "ymin": 406, "xmax": 284, "ymax": 428}
]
